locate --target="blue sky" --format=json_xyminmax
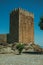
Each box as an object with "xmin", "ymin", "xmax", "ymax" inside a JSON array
[{"xmin": 0, "ymin": 0, "xmax": 43, "ymax": 46}]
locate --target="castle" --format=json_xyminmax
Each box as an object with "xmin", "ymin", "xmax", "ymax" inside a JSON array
[{"xmin": 0, "ymin": 8, "xmax": 34, "ymax": 44}]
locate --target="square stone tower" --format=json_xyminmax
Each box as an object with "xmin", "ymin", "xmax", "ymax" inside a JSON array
[{"xmin": 8, "ymin": 8, "xmax": 34, "ymax": 44}]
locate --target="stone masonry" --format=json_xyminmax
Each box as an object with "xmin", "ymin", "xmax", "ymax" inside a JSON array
[
  {"xmin": 8, "ymin": 8, "xmax": 34, "ymax": 44},
  {"xmin": 0, "ymin": 8, "xmax": 34, "ymax": 44},
  {"xmin": 0, "ymin": 34, "xmax": 7, "ymax": 43}
]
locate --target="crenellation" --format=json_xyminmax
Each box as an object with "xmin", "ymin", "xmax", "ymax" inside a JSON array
[{"xmin": 19, "ymin": 8, "xmax": 34, "ymax": 18}]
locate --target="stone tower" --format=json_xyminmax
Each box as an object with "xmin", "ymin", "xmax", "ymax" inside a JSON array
[{"xmin": 9, "ymin": 8, "xmax": 34, "ymax": 44}]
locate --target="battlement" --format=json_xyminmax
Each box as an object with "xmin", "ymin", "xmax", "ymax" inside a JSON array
[
  {"xmin": 19, "ymin": 8, "xmax": 34, "ymax": 18},
  {"xmin": 10, "ymin": 8, "xmax": 34, "ymax": 18}
]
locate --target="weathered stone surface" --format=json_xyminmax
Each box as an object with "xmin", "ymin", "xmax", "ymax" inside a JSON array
[
  {"xmin": 19, "ymin": 9, "xmax": 34, "ymax": 43},
  {"xmin": 0, "ymin": 8, "xmax": 34, "ymax": 44},
  {"xmin": 0, "ymin": 47, "xmax": 14, "ymax": 54},
  {"xmin": 9, "ymin": 8, "xmax": 34, "ymax": 44},
  {"xmin": 10, "ymin": 8, "xmax": 34, "ymax": 43},
  {"xmin": 0, "ymin": 34, "xmax": 7, "ymax": 43}
]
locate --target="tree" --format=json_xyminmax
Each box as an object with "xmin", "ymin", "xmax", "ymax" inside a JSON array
[
  {"xmin": 16, "ymin": 43, "xmax": 24, "ymax": 54},
  {"xmin": 39, "ymin": 17, "xmax": 43, "ymax": 30}
]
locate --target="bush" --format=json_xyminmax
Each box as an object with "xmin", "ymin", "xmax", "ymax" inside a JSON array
[{"xmin": 16, "ymin": 43, "xmax": 24, "ymax": 54}]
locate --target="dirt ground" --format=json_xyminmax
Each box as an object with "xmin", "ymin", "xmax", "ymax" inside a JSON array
[{"xmin": 0, "ymin": 54, "xmax": 43, "ymax": 65}]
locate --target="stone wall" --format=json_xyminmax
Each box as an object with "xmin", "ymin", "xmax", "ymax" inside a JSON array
[
  {"xmin": 9, "ymin": 8, "xmax": 34, "ymax": 44},
  {"xmin": 19, "ymin": 9, "xmax": 34, "ymax": 43},
  {"xmin": 0, "ymin": 34, "xmax": 7, "ymax": 43},
  {"xmin": 9, "ymin": 9, "xmax": 19, "ymax": 43},
  {"xmin": 0, "ymin": 8, "xmax": 34, "ymax": 44}
]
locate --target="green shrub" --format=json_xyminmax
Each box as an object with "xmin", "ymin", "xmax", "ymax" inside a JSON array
[{"xmin": 16, "ymin": 43, "xmax": 24, "ymax": 54}]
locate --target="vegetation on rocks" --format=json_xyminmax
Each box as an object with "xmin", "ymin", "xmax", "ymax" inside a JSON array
[
  {"xmin": 0, "ymin": 42, "xmax": 43, "ymax": 54},
  {"xmin": 16, "ymin": 43, "xmax": 24, "ymax": 54}
]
